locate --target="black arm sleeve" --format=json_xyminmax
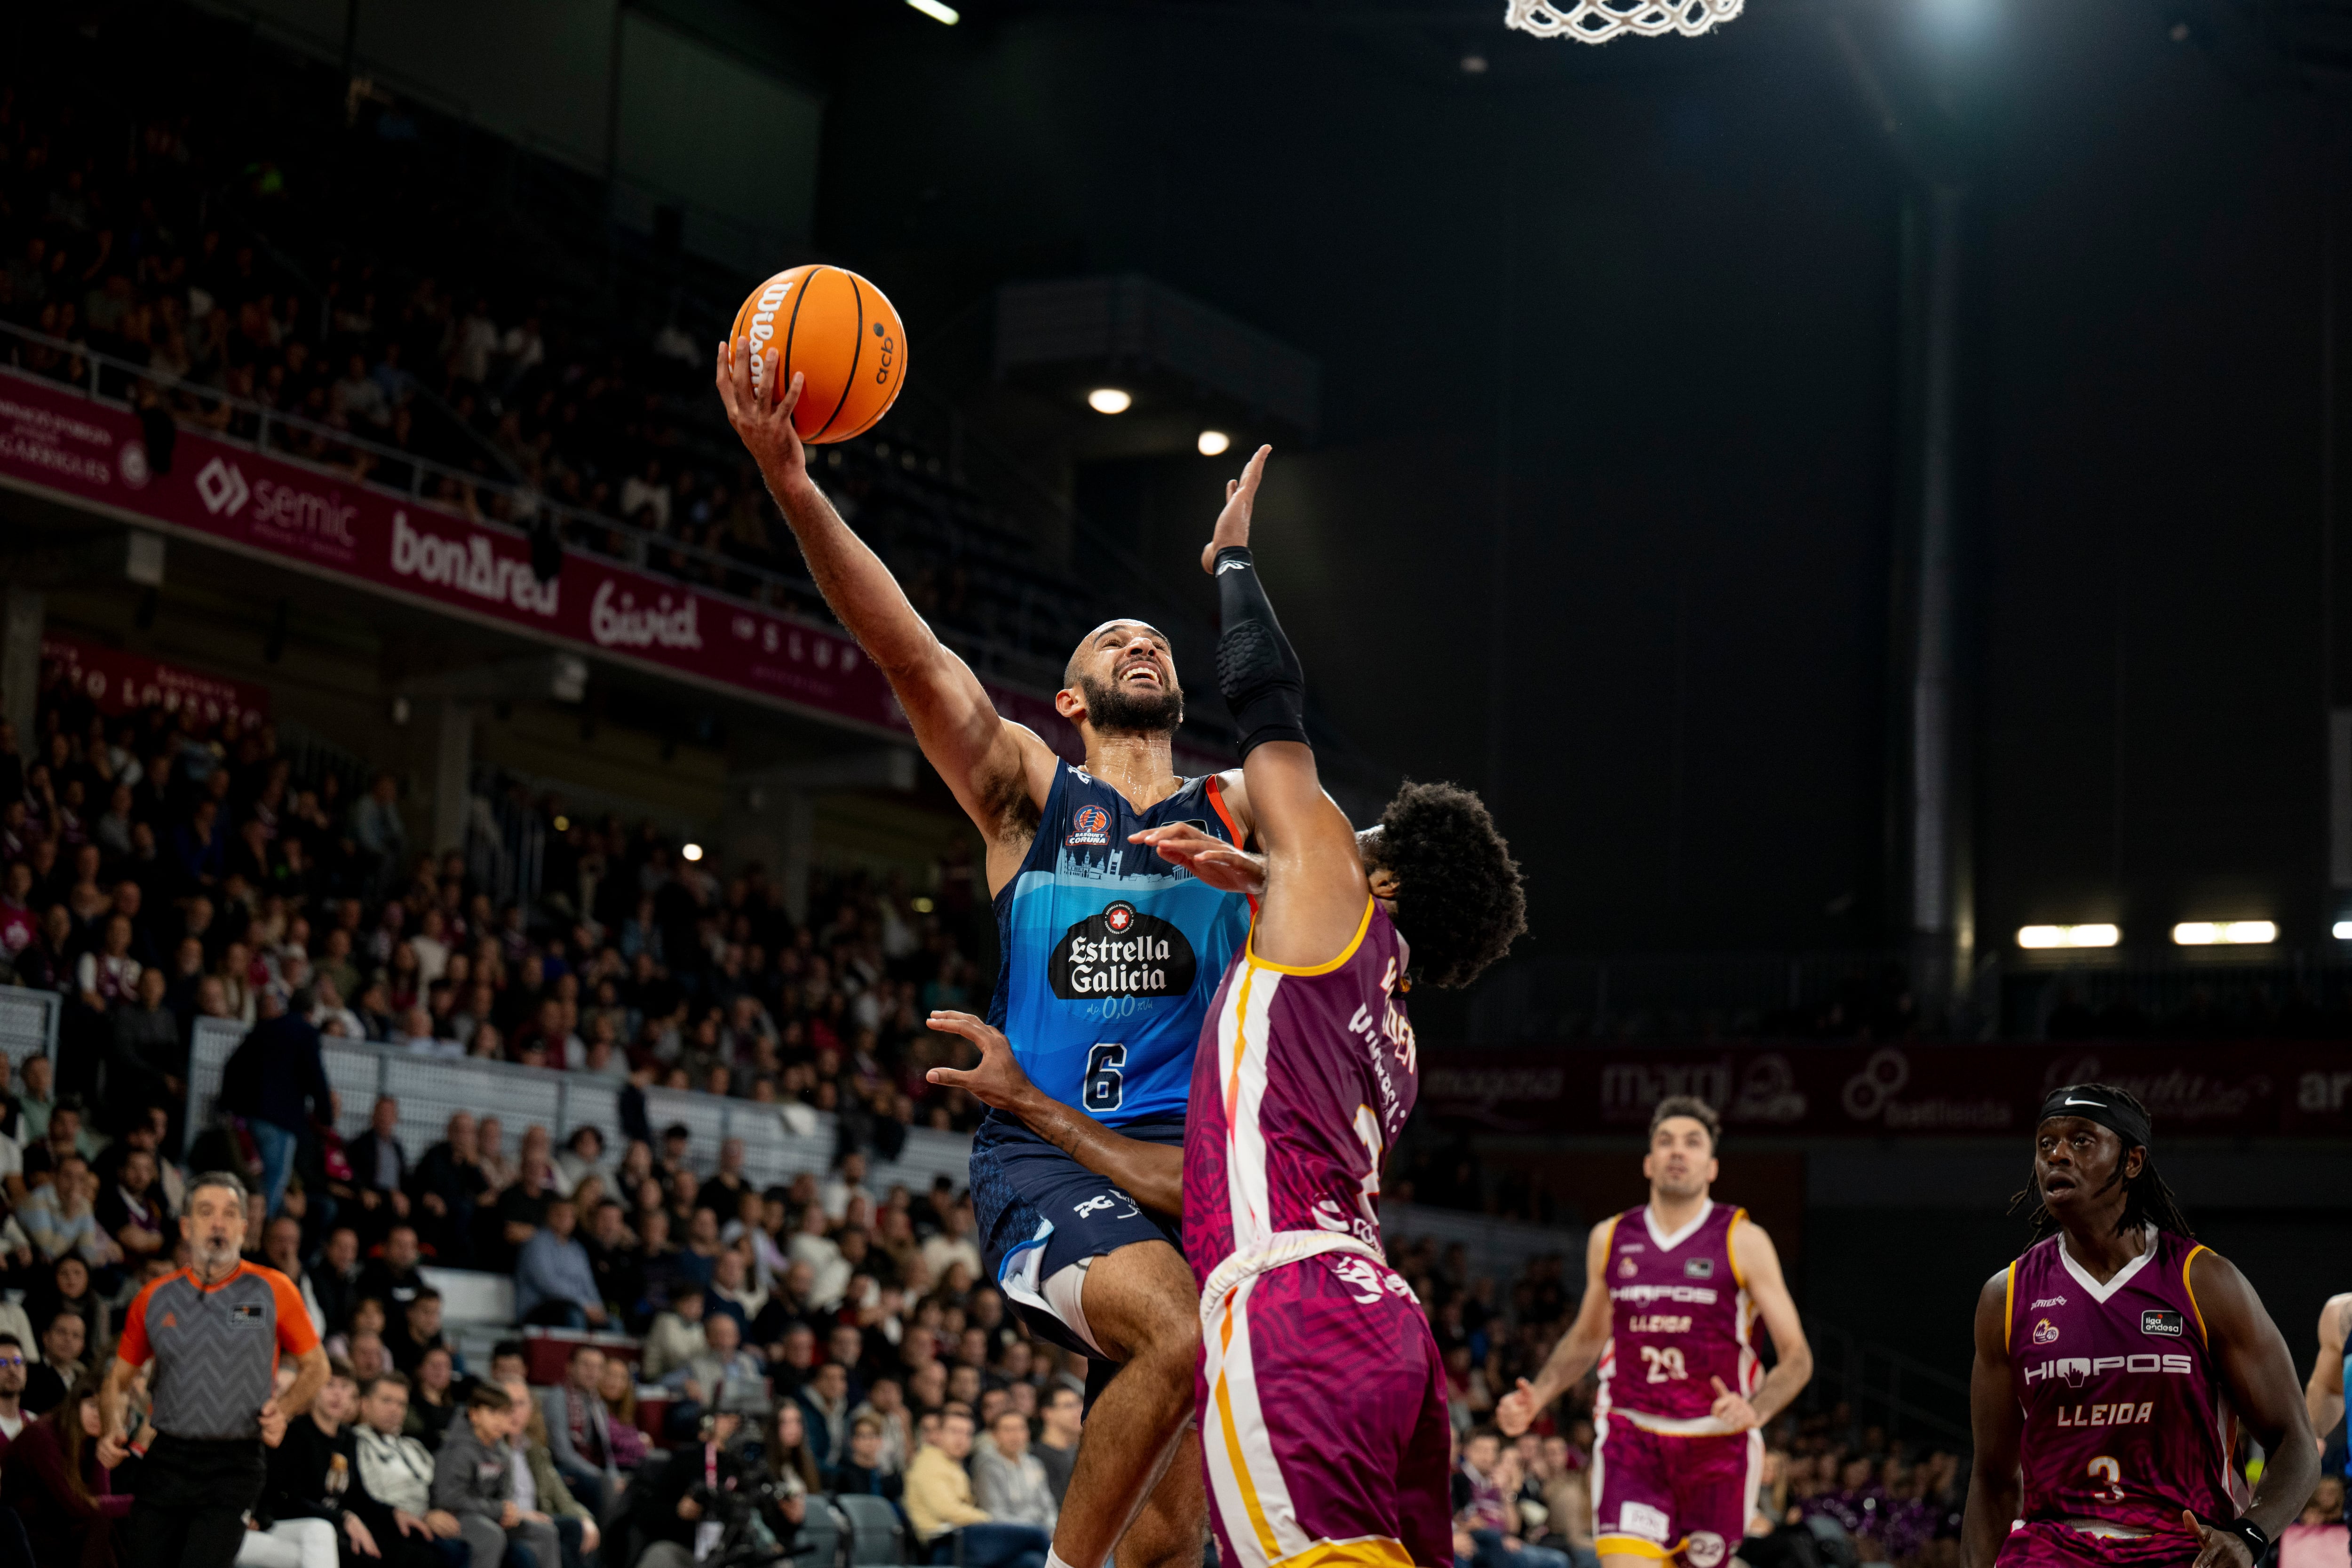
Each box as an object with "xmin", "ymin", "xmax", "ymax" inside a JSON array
[{"xmin": 1213, "ymin": 547, "xmax": 1309, "ymax": 756}]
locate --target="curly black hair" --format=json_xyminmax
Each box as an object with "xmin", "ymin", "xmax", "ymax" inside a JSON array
[{"xmin": 1371, "ymin": 780, "xmax": 1526, "ymax": 989}]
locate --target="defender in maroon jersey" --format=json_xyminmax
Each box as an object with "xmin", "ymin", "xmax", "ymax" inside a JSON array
[
  {"xmin": 1963, "ymin": 1084, "xmax": 2315, "ymax": 1568},
  {"xmin": 1497, "ymin": 1098, "xmax": 1813, "ymax": 1568},
  {"xmin": 923, "ymin": 444, "xmax": 1527, "ymax": 1568}
]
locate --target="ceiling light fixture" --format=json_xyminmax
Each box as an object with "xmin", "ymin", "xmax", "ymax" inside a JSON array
[
  {"xmin": 1197, "ymin": 430, "xmax": 1231, "ymax": 456},
  {"xmin": 1088, "ymin": 388, "xmax": 1133, "ymax": 414},
  {"xmin": 2016, "ymin": 924, "xmax": 2120, "ymax": 950},
  {"xmin": 906, "ymin": 0, "xmax": 960, "ymax": 23},
  {"xmin": 2171, "ymin": 920, "xmax": 2275, "ymax": 946}
]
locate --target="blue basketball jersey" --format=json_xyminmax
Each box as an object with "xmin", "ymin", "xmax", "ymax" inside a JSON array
[{"xmin": 987, "ymin": 759, "xmax": 1251, "ymax": 1125}]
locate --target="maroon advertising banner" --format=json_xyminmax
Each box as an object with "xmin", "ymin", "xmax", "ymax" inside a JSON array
[
  {"xmin": 40, "ymin": 629, "xmax": 270, "ymax": 733},
  {"xmin": 1420, "ymin": 1042, "xmax": 2352, "ymax": 1139},
  {"xmin": 0, "ymin": 372, "xmax": 1232, "ymax": 775}
]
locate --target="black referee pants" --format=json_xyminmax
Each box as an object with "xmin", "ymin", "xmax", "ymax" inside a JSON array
[{"xmin": 124, "ymin": 1433, "xmax": 267, "ymax": 1568}]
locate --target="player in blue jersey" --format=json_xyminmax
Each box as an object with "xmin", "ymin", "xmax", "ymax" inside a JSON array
[{"xmin": 723, "ymin": 341, "xmax": 1268, "ymax": 1568}]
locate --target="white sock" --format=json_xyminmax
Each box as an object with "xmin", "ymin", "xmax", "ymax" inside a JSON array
[{"xmin": 1046, "ymin": 1548, "xmax": 1085, "ymax": 1568}]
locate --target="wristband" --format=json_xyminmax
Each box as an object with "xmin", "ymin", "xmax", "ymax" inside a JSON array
[{"xmin": 2217, "ymin": 1519, "xmax": 2269, "ymax": 1560}]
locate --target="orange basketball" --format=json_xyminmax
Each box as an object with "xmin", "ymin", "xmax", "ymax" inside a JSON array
[{"xmin": 729, "ymin": 264, "xmax": 906, "ymax": 445}]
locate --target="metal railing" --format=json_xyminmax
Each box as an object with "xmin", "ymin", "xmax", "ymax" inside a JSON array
[
  {"xmin": 0, "ymin": 990, "xmax": 59, "ymax": 1068},
  {"xmin": 0, "ymin": 319, "xmax": 1077, "ymax": 695},
  {"xmin": 183, "ymin": 1016, "xmax": 974, "ymax": 1195}
]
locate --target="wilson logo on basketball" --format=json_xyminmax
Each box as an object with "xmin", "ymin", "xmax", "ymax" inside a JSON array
[{"xmin": 1049, "ymin": 904, "xmax": 1195, "ymax": 1001}]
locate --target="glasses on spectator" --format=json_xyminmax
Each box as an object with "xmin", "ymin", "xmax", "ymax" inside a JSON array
[{"xmin": 0, "ymin": 1356, "xmax": 25, "ymax": 1369}]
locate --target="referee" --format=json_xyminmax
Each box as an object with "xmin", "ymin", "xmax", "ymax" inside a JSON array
[{"xmin": 99, "ymin": 1170, "xmax": 329, "ymax": 1568}]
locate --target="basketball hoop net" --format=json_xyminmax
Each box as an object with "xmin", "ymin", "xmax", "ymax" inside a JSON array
[{"xmin": 1503, "ymin": 0, "xmax": 1743, "ymax": 43}]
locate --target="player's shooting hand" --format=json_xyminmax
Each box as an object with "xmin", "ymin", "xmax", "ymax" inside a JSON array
[
  {"xmin": 256, "ymin": 1396, "xmax": 289, "ymax": 1447},
  {"xmin": 1494, "ymin": 1378, "xmax": 1539, "ymax": 1437},
  {"xmin": 1130, "ymin": 823, "xmax": 1266, "ymax": 897},
  {"xmin": 1708, "ymin": 1376, "xmax": 1763, "ymax": 1433},
  {"xmin": 1200, "ymin": 445, "xmax": 1274, "ymax": 573},
  {"xmin": 717, "ymin": 337, "xmax": 810, "ymax": 487},
  {"xmin": 925, "ymin": 1013, "xmax": 1041, "ymax": 1115},
  {"xmin": 2182, "ymin": 1512, "xmax": 2254, "ymax": 1568}
]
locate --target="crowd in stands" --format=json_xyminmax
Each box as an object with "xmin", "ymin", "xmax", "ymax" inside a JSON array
[{"xmin": 0, "ymin": 11, "xmax": 1099, "ymax": 685}]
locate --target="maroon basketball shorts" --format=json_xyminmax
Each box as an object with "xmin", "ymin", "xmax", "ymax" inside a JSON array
[
  {"xmin": 1592, "ymin": 1412, "xmax": 1764, "ymax": 1567},
  {"xmin": 1198, "ymin": 1253, "xmax": 1454, "ymax": 1568}
]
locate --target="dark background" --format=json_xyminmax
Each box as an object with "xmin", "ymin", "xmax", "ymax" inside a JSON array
[{"xmin": 801, "ymin": 0, "xmax": 2346, "ymax": 969}]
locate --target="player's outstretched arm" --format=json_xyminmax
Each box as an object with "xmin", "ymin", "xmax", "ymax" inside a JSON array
[
  {"xmin": 1496, "ymin": 1219, "xmax": 1616, "ymax": 1436},
  {"xmin": 2306, "ymin": 1294, "xmax": 2350, "ymax": 1452},
  {"xmin": 717, "ymin": 341, "xmax": 1053, "ymax": 847},
  {"xmin": 1715, "ymin": 1219, "xmax": 1813, "ymax": 1431},
  {"xmin": 1198, "ymin": 447, "xmax": 1366, "ymax": 967},
  {"xmin": 1960, "ymin": 1268, "xmax": 2024, "ymax": 1568},
  {"xmin": 926, "ymin": 1011, "xmax": 1182, "ymax": 1216},
  {"xmin": 2188, "ymin": 1251, "xmax": 2318, "ymax": 1562}
]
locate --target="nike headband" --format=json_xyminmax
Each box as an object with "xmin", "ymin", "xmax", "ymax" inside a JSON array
[{"xmin": 2035, "ymin": 1083, "xmax": 2153, "ymax": 1152}]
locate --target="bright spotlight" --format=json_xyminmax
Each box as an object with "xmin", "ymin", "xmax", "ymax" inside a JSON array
[
  {"xmin": 912, "ymin": 896, "xmax": 937, "ymax": 914},
  {"xmin": 1088, "ymin": 388, "xmax": 1133, "ymax": 414},
  {"xmin": 2016, "ymin": 924, "xmax": 2119, "ymax": 950},
  {"xmin": 906, "ymin": 0, "xmax": 960, "ymax": 22},
  {"xmin": 552, "ymin": 815, "xmax": 570, "ymax": 832},
  {"xmin": 2336, "ymin": 920, "xmax": 2352, "ymax": 940},
  {"xmin": 2171, "ymin": 920, "xmax": 2275, "ymax": 946},
  {"xmin": 681, "ymin": 842, "xmax": 705, "ymax": 863},
  {"xmin": 1197, "ymin": 430, "xmax": 1232, "ymax": 456}
]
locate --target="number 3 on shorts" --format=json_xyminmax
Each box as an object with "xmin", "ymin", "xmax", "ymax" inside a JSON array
[{"xmin": 1083, "ymin": 1043, "xmax": 1126, "ymax": 1112}]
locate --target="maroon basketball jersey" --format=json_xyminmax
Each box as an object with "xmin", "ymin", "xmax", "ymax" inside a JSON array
[
  {"xmin": 1184, "ymin": 898, "xmax": 1417, "ymax": 1287},
  {"xmin": 2003, "ymin": 1229, "xmax": 2248, "ymax": 1559},
  {"xmin": 1597, "ymin": 1202, "xmax": 1758, "ymax": 1430}
]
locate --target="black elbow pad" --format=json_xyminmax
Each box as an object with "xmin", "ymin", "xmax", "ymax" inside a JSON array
[{"xmin": 1214, "ymin": 546, "xmax": 1309, "ymax": 756}]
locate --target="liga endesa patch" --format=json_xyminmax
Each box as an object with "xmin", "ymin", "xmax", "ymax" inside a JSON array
[{"xmin": 1049, "ymin": 901, "xmax": 1197, "ymax": 999}]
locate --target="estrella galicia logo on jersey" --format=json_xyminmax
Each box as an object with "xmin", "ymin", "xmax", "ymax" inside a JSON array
[
  {"xmin": 1684, "ymin": 1258, "xmax": 1714, "ymax": 1279},
  {"xmin": 1066, "ymin": 804, "xmax": 1112, "ymax": 847},
  {"xmin": 1049, "ymin": 904, "xmax": 1196, "ymax": 999},
  {"xmin": 2141, "ymin": 1308, "xmax": 2185, "ymax": 1338},
  {"xmin": 2033, "ymin": 1317, "xmax": 2060, "ymax": 1345}
]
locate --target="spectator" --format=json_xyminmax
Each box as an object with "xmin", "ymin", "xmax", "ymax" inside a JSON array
[
  {"xmin": 594, "ymin": 1355, "xmax": 650, "ymax": 1475},
  {"xmin": 919, "ymin": 1200, "xmax": 981, "ymax": 1287},
  {"xmin": 820, "ymin": 1151, "xmax": 872, "ymax": 1225},
  {"xmin": 760, "ymin": 1401, "xmax": 826, "ymax": 1553},
  {"xmin": 259, "ymin": 1215, "xmax": 327, "ymax": 1336},
  {"xmin": 1033, "ymin": 1384, "xmax": 1081, "ymax": 1506},
  {"xmin": 660, "ymin": 1310, "xmax": 766, "ymax": 1425},
  {"xmin": 0, "ymin": 1333, "xmax": 30, "ymax": 1450},
  {"xmin": 797, "ymin": 1359, "xmax": 853, "ymax": 1474},
  {"xmin": 537, "ymin": 1345, "xmax": 621, "ymax": 1521},
  {"xmin": 0, "ymin": 1368, "xmax": 126, "ymax": 1568},
  {"xmin": 411, "ymin": 1114, "xmax": 485, "ymax": 1268},
  {"xmin": 93, "ymin": 1144, "xmax": 169, "ymax": 1270},
  {"xmin": 514, "ymin": 1196, "xmax": 606, "ymax": 1329},
  {"xmin": 551, "ymin": 1126, "xmax": 604, "ymax": 1193},
  {"xmin": 310, "ymin": 1225, "xmax": 365, "ymax": 1334},
  {"xmin": 22, "ymin": 1154, "xmax": 118, "ymax": 1268},
  {"xmin": 31, "ymin": 1254, "xmax": 111, "ymax": 1351},
  {"xmin": 580, "ymin": 1198, "xmax": 641, "ymax": 1324},
  {"xmin": 904, "ymin": 1408, "xmax": 1049, "ymax": 1568},
  {"xmin": 404, "ymin": 1345, "xmax": 463, "ymax": 1451},
  {"xmin": 389, "ymin": 1288, "xmax": 451, "ymax": 1377},
  {"xmin": 351, "ymin": 1371, "xmax": 467, "ymax": 1553},
  {"xmin": 351, "ymin": 1094, "xmax": 412, "ymax": 1231},
  {"xmin": 356, "ymin": 1223, "xmax": 427, "ymax": 1311},
  {"xmin": 639, "ymin": 1284, "xmax": 707, "ymax": 1381},
  {"xmin": 106, "ymin": 966, "xmax": 180, "ymax": 1124},
  {"xmin": 216, "ymin": 987, "xmax": 333, "ymax": 1217},
  {"xmin": 972, "ymin": 1407, "xmax": 1058, "ymax": 1535},
  {"xmin": 23, "ymin": 1309, "xmax": 87, "ymax": 1416},
  {"xmin": 830, "ymin": 1413, "xmax": 903, "ymax": 1501},
  {"xmin": 429, "ymin": 1381, "xmax": 561, "ymax": 1568},
  {"xmin": 789, "ymin": 1200, "xmax": 849, "ymax": 1310},
  {"xmin": 500, "ymin": 1376, "xmax": 600, "ymax": 1568}
]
